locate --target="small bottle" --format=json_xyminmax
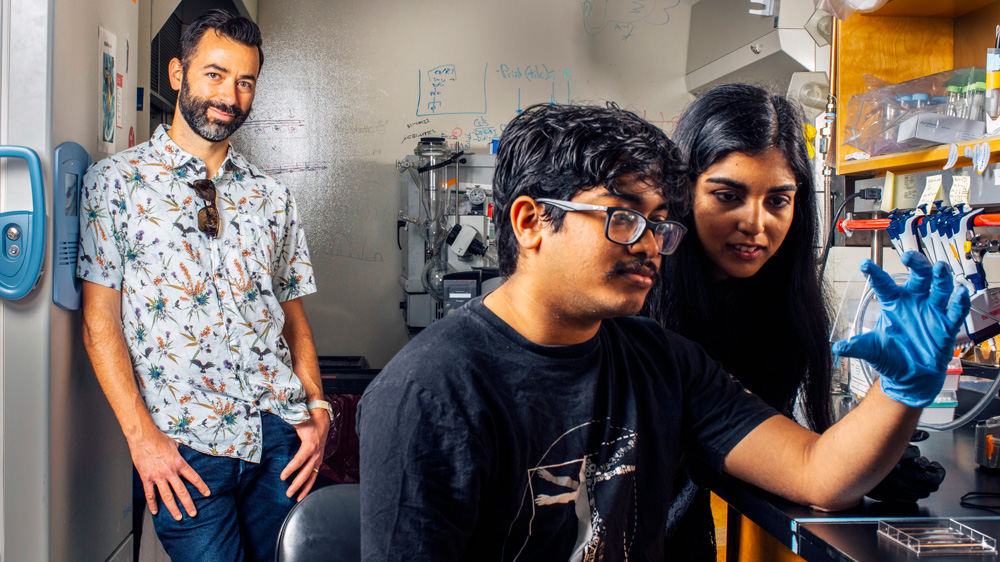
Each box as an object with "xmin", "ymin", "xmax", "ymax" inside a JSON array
[
  {"xmin": 946, "ymin": 85, "xmax": 961, "ymax": 117},
  {"xmin": 970, "ymin": 82, "xmax": 987, "ymax": 121},
  {"xmin": 883, "ymin": 99, "xmax": 901, "ymax": 141},
  {"xmin": 957, "ymin": 86, "xmax": 970, "ymax": 119}
]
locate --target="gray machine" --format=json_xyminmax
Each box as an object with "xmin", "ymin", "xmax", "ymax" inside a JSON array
[{"xmin": 397, "ymin": 138, "xmax": 500, "ymax": 331}]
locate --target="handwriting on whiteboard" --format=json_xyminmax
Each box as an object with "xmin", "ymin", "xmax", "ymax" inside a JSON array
[
  {"xmin": 417, "ymin": 63, "xmax": 489, "ymax": 117},
  {"xmin": 415, "ymin": 61, "xmax": 572, "ymax": 119},
  {"xmin": 580, "ymin": 0, "xmax": 680, "ymax": 40},
  {"xmin": 260, "ymin": 162, "xmax": 330, "ymax": 176},
  {"xmin": 243, "ymin": 118, "xmax": 308, "ymax": 139},
  {"xmin": 640, "ymin": 110, "xmax": 680, "ymax": 134}
]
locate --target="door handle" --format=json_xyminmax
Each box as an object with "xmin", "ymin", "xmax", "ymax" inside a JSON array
[{"xmin": 0, "ymin": 146, "xmax": 45, "ymax": 300}]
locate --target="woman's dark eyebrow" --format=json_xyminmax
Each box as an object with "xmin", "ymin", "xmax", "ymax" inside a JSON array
[{"xmin": 704, "ymin": 177, "xmax": 797, "ymax": 192}]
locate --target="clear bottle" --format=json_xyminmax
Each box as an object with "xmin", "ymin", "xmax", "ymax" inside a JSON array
[
  {"xmin": 957, "ymin": 86, "xmax": 970, "ymax": 119},
  {"xmin": 946, "ymin": 85, "xmax": 961, "ymax": 117},
  {"xmin": 969, "ymin": 82, "xmax": 987, "ymax": 121}
]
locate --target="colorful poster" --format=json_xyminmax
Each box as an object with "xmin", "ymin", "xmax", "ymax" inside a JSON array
[{"xmin": 99, "ymin": 26, "xmax": 116, "ymax": 153}]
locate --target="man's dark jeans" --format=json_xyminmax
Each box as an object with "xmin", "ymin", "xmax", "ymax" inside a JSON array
[{"xmin": 151, "ymin": 413, "xmax": 301, "ymax": 562}]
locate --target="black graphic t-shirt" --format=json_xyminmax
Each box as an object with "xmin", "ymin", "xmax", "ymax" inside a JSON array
[{"xmin": 358, "ymin": 298, "xmax": 777, "ymax": 561}]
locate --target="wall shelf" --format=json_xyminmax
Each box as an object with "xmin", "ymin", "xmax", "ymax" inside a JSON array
[{"xmin": 839, "ymin": 135, "xmax": 1000, "ymax": 175}]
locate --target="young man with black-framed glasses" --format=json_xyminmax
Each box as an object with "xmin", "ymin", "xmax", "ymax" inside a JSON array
[
  {"xmin": 78, "ymin": 10, "xmax": 329, "ymax": 561},
  {"xmin": 358, "ymin": 102, "xmax": 970, "ymax": 561}
]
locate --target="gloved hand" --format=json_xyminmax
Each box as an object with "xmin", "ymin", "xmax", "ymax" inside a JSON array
[
  {"xmin": 866, "ymin": 444, "xmax": 946, "ymax": 502},
  {"xmin": 831, "ymin": 251, "xmax": 970, "ymax": 407}
]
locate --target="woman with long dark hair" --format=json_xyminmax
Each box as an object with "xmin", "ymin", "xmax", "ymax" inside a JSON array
[{"xmin": 644, "ymin": 82, "xmax": 833, "ymax": 560}]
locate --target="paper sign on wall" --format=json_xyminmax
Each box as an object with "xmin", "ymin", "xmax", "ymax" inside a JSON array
[
  {"xmin": 950, "ymin": 175, "xmax": 971, "ymax": 206},
  {"xmin": 918, "ymin": 175, "xmax": 943, "ymax": 209}
]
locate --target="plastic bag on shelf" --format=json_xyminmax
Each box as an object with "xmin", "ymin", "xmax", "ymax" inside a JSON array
[
  {"xmin": 843, "ymin": 67, "xmax": 985, "ymax": 158},
  {"xmin": 814, "ymin": 0, "xmax": 891, "ymax": 21}
]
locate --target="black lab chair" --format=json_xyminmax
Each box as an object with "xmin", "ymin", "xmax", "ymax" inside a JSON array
[{"xmin": 275, "ymin": 483, "xmax": 361, "ymax": 562}]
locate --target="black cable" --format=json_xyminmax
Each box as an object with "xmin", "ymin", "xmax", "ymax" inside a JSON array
[
  {"xmin": 960, "ymin": 491, "xmax": 1000, "ymax": 515},
  {"xmin": 818, "ymin": 192, "xmax": 861, "ymax": 280},
  {"xmin": 818, "ymin": 188, "xmax": 883, "ymax": 280}
]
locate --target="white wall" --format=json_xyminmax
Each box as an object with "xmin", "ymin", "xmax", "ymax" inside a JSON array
[{"xmin": 238, "ymin": 0, "xmax": 696, "ymax": 367}]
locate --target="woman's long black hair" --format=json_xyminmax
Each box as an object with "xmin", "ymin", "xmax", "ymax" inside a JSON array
[{"xmin": 645, "ymin": 83, "xmax": 833, "ymax": 431}]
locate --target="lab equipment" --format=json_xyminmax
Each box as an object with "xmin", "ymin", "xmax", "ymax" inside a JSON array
[
  {"xmin": 886, "ymin": 209, "xmax": 921, "ymax": 255},
  {"xmin": 896, "ymin": 112, "xmax": 985, "ymax": 147},
  {"xmin": 975, "ymin": 416, "xmax": 1000, "ymax": 469},
  {"xmin": 835, "ymin": 210, "xmax": 1000, "ymax": 431},
  {"xmin": 397, "ymin": 140, "xmax": 499, "ymax": 331},
  {"xmin": 969, "ymin": 82, "xmax": 987, "ymax": 121},
  {"xmin": 442, "ymin": 269, "xmax": 501, "ymax": 317},
  {"xmin": 946, "ymin": 85, "xmax": 961, "ymax": 116},
  {"xmin": 878, "ymin": 519, "xmax": 996, "ymax": 555},
  {"xmin": 985, "ymin": 27, "xmax": 1000, "ymax": 135},
  {"xmin": 844, "ymin": 67, "xmax": 985, "ymax": 157}
]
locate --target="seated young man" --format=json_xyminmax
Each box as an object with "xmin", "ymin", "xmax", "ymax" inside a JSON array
[{"xmin": 358, "ymin": 103, "xmax": 969, "ymax": 561}]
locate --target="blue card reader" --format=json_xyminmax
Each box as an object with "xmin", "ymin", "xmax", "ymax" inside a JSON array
[{"xmin": 52, "ymin": 142, "xmax": 89, "ymax": 310}]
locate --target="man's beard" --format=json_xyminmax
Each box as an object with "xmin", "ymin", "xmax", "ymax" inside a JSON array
[{"xmin": 178, "ymin": 80, "xmax": 250, "ymax": 142}]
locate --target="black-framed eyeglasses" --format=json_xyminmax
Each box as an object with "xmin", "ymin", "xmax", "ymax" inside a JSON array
[
  {"xmin": 188, "ymin": 179, "xmax": 220, "ymax": 238},
  {"xmin": 536, "ymin": 198, "xmax": 687, "ymax": 255}
]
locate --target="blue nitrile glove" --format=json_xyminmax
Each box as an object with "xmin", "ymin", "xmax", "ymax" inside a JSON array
[{"xmin": 831, "ymin": 251, "xmax": 971, "ymax": 407}]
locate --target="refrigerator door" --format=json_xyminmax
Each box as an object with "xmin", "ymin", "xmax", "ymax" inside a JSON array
[{"xmin": 0, "ymin": 0, "xmax": 137, "ymax": 560}]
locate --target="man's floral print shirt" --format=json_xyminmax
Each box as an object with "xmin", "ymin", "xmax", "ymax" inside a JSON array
[{"xmin": 78, "ymin": 125, "xmax": 318, "ymax": 462}]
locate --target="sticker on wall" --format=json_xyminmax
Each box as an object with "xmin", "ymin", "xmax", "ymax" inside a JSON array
[
  {"xmin": 99, "ymin": 26, "xmax": 116, "ymax": 153},
  {"xmin": 115, "ymin": 73, "xmax": 123, "ymax": 129}
]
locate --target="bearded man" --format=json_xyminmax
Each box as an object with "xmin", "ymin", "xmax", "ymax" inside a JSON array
[{"xmin": 78, "ymin": 10, "xmax": 331, "ymax": 561}]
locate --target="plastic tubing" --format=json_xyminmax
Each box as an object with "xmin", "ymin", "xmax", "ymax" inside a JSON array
[{"xmin": 838, "ymin": 214, "xmax": 1000, "ymax": 233}]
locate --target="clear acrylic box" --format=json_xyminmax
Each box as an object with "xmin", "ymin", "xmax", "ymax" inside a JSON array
[{"xmin": 878, "ymin": 519, "xmax": 997, "ymax": 555}]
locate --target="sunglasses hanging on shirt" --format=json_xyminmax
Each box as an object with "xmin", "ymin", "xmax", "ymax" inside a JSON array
[{"xmin": 188, "ymin": 179, "xmax": 220, "ymax": 238}]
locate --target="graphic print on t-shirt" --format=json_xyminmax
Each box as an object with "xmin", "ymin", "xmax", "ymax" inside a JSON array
[{"xmin": 504, "ymin": 418, "xmax": 638, "ymax": 562}]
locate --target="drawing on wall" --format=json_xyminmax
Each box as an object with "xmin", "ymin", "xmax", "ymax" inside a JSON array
[
  {"xmin": 579, "ymin": 0, "xmax": 681, "ymax": 40},
  {"xmin": 99, "ymin": 26, "xmax": 116, "ymax": 152},
  {"xmin": 412, "ymin": 61, "xmax": 575, "ymax": 147},
  {"xmin": 640, "ymin": 111, "xmax": 681, "ymax": 135},
  {"xmin": 416, "ymin": 63, "xmax": 488, "ymax": 116},
  {"xmin": 261, "ymin": 162, "xmax": 330, "ymax": 176},
  {"xmin": 244, "ymin": 118, "xmax": 308, "ymax": 139}
]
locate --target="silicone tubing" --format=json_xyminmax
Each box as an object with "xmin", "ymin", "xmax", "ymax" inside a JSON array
[{"xmin": 838, "ymin": 214, "xmax": 1000, "ymax": 232}]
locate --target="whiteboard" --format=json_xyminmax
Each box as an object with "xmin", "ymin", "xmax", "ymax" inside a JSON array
[{"xmin": 232, "ymin": 0, "xmax": 694, "ymax": 367}]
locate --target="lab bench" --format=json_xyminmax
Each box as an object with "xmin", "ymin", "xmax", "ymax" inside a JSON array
[{"xmin": 711, "ymin": 425, "xmax": 1000, "ymax": 561}]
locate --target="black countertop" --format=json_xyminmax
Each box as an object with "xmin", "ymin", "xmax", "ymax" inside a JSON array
[{"xmin": 710, "ymin": 425, "xmax": 1000, "ymax": 561}]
